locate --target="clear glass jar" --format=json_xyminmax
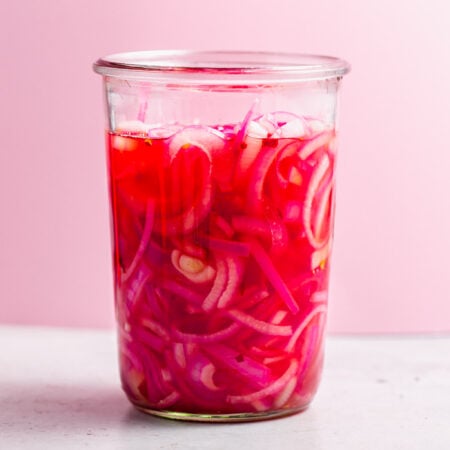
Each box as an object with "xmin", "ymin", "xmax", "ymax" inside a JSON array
[{"xmin": 93, "ymin": 50, "xmax": 350, "ymax": 422}]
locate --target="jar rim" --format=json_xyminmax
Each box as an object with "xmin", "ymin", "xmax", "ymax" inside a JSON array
[{"xmin": 93, "ymin": 50, "xmax": 350, "ymax": 84}]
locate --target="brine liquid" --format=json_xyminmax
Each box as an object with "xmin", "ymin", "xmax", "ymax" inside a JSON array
[{"xmin": 107, "ymin": 116, "xmax": 335, "ymax": 417}]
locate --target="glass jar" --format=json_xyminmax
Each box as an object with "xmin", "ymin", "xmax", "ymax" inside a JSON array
[{"xmin": 93, "ymin": 51, "xmax": 350, "ymax": 422}]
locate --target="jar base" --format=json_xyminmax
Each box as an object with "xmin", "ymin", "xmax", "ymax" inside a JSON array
[{"xmin": 134, "ymin": 404, "xmax": 310, "ymax": 423}]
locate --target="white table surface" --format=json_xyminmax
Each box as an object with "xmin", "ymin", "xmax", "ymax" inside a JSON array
[{"xmin": 0, "ymin": 325, "xmax": 449, "ymax": 449}]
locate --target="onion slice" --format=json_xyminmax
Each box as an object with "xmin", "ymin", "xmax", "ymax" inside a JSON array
[
  {"xmin": 298, "ymin": 131, "xmax": 333, "ymax": 160},
  {"xmin": 228, "ymin": 309, "xmax": 293, "ymax": 336},
  {"xmin": 249, "ymin": 240, "xmax": 299, "ymax": 314},
  {"xmin": 122, "ymin": 200, "xmax": 155, "ymax": 282},
  {"xmin": 202, "ymin": 258, "xmax": 228, "ymax": 312},
  {"xmin": 302, "ymin": 154, "xmax": 331, "ymax": 249},
  {"xmin": 171, "ymin": 249, "xmax": 216, "ymax": 284},
  {"xmin": 172, "ymin": 322, "xmax": 241, "ymax": 344},
  {"xmin": 285, "ymin": 305, "xmax": 327, "ymax": 352},
  {"xmin": 216, "ymin": 256, "xmax": 245, "ymax": 309},
  {"xmin": 227, "ymin": 359, "xmax": 298, "ymax": 404}
]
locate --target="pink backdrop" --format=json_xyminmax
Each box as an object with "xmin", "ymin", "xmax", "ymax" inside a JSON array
[{"xmin": 1, "ymin": 0, "xmax": 449, "ymax": 333}]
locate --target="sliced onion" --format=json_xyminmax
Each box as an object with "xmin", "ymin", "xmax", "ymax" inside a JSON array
[
  {"xmin": 232, "ymin": 216, "xmax": 288, "ymax": 252},
  {"xmin": 199, "ymin": 363, "xmax": 222, "ymax": 391},
  {"xmin": 123, "ymin": 264, "xmax": 153, "ymax": 311},
  {"xmin": 302, "ymin": 154, "xmax": 331, "ymax": 249},
  {"xmin": 227, "ymin": 359, "xmax": 298, "ymax": 404},
  {"xmin": 159, "ymin": 279, "xmax": 204, "ymax": 305},
  {"xmin": 234, "ymin": 100, "xmax": 258, "ymax": 147},
  {"xmin": 141, "ymin": 318, "xmax": 170, "ymax": 340},
  {"xmin": 203, "ymin": 344, "xmax": 271, "ymax": 388},
  {"xmin": 155, "ymin": 390, "xmax": 181, "ymax": 408},
  {"xmin": 235, "ymin": 135, "xmax": 264, "ymax": 184},
  {"xmin": 274, "ymin": 118, "xmax": 307, "ymax": 139},
  {"xmin": 298, "ymin": 131, "xmax": 333, "ymax": 160},
  {"xmin": 273, "ymin": 376, "xmax": 297, "ymax": 408},
  {"xmin": 249, "ymin": 240, "xmax": 299, "ymax": 314},
  {"xmin": 173, "ymin": 343, "xmax": 187, "ymax": 369},
  {"xmin": 122, "ymin": 200, "xmax": 155, "ymax": 282},
  {"xmin": 171, "ymin": 249, "xmax": 216, "ymax": 284},
  {"xmin": 112, "ymin": 112, "xmax": 336, "ymax": 414},
  {"xmin": 274, "ymin": 141, "xmax": 302, "ymax": 189},
  {"xmin": 212, "ymin": 214, "xmax": 234, "ymax": 238},
  {"xmin": 202, "ymin": 257, "xmax": 228, "ymax": 312},
  {"xmin": 216, "ymin": 256, "xmax": 245, "ymax": 309},
  {"xmin": 246, "ymin": 143, "xmax": 283, "ymax": 213},
  {"xmin": 228, "ymin": 309, "xmax": 292, "ymax": 336},
  {"xmin": 168, "ymin": 125, "xmax": 226, "ymax": 160},
  {"xmin": 159, "ymin": 174, "xmax": 213, "ymax": 236},
  {"xmin": 147, "ymin": 124, "xmax": 183, "ymax": 139},
  {"xmin": 285, "ymin": 305, "xmax": 327, "ymax": 352},
  {"xmin": 270, "ymin": 310, "xmax": 288, "ymax": 325},
  {"xmin": 247, "ymin": 120, "xmax": 270, "ymax": 138},
  {"xmin": 132, "ymin": 327, "xmax": 166, "ymax": 353},
  {"xmin": 172, "ymin": 322, "xmax": 240, "ymax": 344},
  {"xmin": 197, "ymin": 235, "xmax": 251, "ymax": 257},
  {"xmin": 311, "ymin": 242, "xmax": 330, "ymax": 270},
  {"xmin": 115, "ymin": 120, "xmax": 150, "ymax": 135}
]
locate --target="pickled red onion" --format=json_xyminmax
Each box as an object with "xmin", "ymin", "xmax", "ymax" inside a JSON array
[
  {"xmin": 122, "ymin": 200, "xmax": 155, "ymax": 282},
  {"xmin": 158, "ymin": 137, "xmax": 213, "ymax": 235},
  {"xmin": 202, "ymin": 258, "xmax": 228, "ymax": 312},
  {"xmin": 155, "ymin": 391, "xmax": 181, "ymax": 408},
  {"xmin": 171, "ymin": 249, "xmax": 216, "ymax": 283},
  {"xmin": 298, "ymin": 131, "xmax": 333, "ymax": 160},
  {"xmin": 159, "ymin": 279, "xmax": 204, "ymax": 305},
  {"xmin": 228, "ymin": 309, "xmax": 292, "ymax": 336},
  {"xmin": 249, "ymin": 240, "xmax": 299, "ymax": 314},
  {"xmin": 312, "ymin": 181, "xmax": 333, "ymax": 240},
  {"xmin": 109, "ymin": 113, "xmax": 336, "ymax": 415},
  {"xmin": 273, "ymin": 376, "xmax": 297, "ymax": 408},
  {"xmin": 203, "ymin": 344, "xmax": 271, "ymax": 387},
  {"xmin": 285, "ymin": 305, "xmax": 327, "ymax": 352},
  {"xmin": 197, "ymin": 236, "xmax": 250, "ymax": 257},
  {"xmin": 227, "ymin": 359, "xmax": 298, "ymax": 404},
  {"xmin": 216, "ymin": 256, "xmax": 245, "ymax": 309},
  {"xmin": 302, "ymin": 154, "xmax": 331, "ymax": 249},
  {"xmin": 172, "ymin": 322, "xmax": 240, "ymax": 344},
  {"xmin": 234, "ymin": 100, "xmax": 258, "ymax": 149}
]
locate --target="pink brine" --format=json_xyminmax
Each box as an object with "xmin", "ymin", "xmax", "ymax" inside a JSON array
[{"xmin": 108, "ymin": 111, "xmax": 335, "ymax": 416}]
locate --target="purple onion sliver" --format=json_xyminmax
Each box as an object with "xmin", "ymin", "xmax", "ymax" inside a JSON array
[
  {"xmin": 159, "ymin": 279, "xmax": 204, "ymax": 305},
  {"xmin": 249, "ymin": 240, "xmax": 300, "ymax": 314},
  {"xmin": 203, "ymin": 343, "xmax": 271, "ymax": 387},
  {"xmin": 202, "ymin": 257, "xmax": 228, "ymax": 312},
  {"xmin": 122, "ymin": 199, "xmax": 155, "ymax": 282},
  {"xmin": 171, "ymin": 322, "xmax": 240, "ymax": 344},
  {"xmin": 302, "ymin": 154, "xmax": 330, "ymax": 249},
  {"xmin": 124, "ymin": 264, "xmax": 153, "ymax": 310},
  {"xmin": 234, "ymin": 100, "xmax": 258, "ymax": 149},
  {"xmin": 298, "ymin": 131, "xmax": 333, "ymax": 160},
  {"xmin": 285, "ymin": 305, "xmax": 327, "ymax": 352},
  {"xmin": 227, "ymin": 359, "xmax": 298, "ymax": 404},
  {"xmin": 197, "ymin": 235, "xmax": 251, "ymax": 257},
  {"xmin": 216, "ymin": 256, "xmax": 245, "ymax": 309},
  {"xmin": 228, "ymin": 309, "xmax": 293, "ymax": 336},
  {"xmin": 132, "ymin": 328, "xmax": 166, "ymax": 353},
  {"xmin": 155, "ymin": 391, "xmax": 181, "ymax": 408}
]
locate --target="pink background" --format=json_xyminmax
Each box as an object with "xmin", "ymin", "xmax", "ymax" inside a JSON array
[{"xmin": 1, "ymin": 0, "xmax": 449, "ymax": 333}]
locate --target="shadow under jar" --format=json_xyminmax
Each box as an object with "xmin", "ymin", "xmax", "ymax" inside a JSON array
[{"xmin": 93, "ymin": 50, "xmax": 350, "ymax": 422}]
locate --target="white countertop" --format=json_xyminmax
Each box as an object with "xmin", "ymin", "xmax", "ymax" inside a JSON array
[{"xmin": 1, "ymin": 325, "xmax": 449, "ymax": 449}]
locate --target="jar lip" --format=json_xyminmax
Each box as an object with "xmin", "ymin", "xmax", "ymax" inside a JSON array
[{"xmin": 93, "ymin": 50, "xmax": 350, "ymax": 84}]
